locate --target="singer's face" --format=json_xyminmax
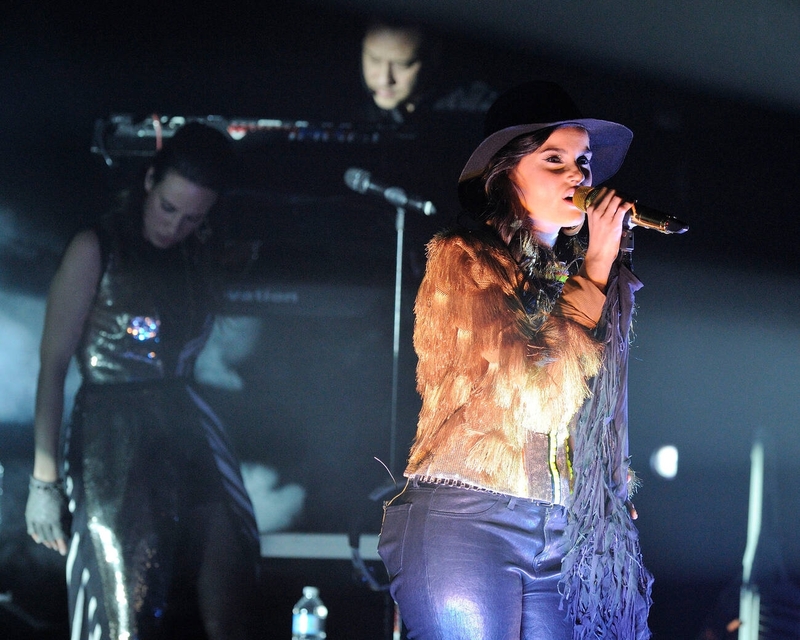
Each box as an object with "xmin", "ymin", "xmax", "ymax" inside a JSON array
[
  {"xmin": 512, "ymin": 126, "xmax": 592, "ymax": 245},
  {"xmin": 362, "ymin": 27, "xmax": 422, "ymax": 111},
  {"xmin": 142, "ymin": 168, "xmax": 218, "ymax": 249}
]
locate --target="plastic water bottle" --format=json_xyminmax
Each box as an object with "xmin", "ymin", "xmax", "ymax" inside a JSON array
[{"xmin": 291, "ymin": 586, "xmax": 327, "ymax": 639}]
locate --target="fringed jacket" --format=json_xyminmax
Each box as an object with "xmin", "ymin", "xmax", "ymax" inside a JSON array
[{"xmin": 406, "ymin": 224, "xmax": 607, "ymax": 503}]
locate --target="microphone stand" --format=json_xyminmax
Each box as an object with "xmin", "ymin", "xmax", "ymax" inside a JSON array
[
  {"xmin": 388, "ymin": 205, "xmax": 406, "ymax": 477},
  {"xmin": 348, "ymin": 203, "xmax": 405, "ymax": 572},
  {"xmin": 349, "ymin": 205, "xmax": 406, "ymax": 640}
]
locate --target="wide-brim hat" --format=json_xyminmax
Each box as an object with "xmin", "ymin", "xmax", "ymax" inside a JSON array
[{"xmin": 459, "ymin": 81, "xmax": 633, "ymax": 210}]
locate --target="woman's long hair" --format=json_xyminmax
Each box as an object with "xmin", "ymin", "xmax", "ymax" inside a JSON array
[
  {"xmin": 478, "ymin": 126, "xmax": 585, "ymax": 266},
  {"xmin": 469, "ymin": 126, "xmax": 587, "ymax": 322}
]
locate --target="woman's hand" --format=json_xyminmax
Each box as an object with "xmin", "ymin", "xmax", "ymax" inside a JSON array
[
  {"xmin": 25, "ymin": 476, "xmax": 71, "ymax": 555},
  {"xmin": 582, "ymin": 187, "xmax": 634, "ymax": 290}
]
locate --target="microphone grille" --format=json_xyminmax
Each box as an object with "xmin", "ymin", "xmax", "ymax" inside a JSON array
[
  {"xmin": 572, "ymin": 186, "xmax": 597, "ymax": 212},
  {"xmin": 344, "ymin": 167, "xmax": 370, "ymax": 194}
]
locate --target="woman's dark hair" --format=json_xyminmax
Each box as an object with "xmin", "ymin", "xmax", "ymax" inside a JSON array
[
  {"xmin": 149, "ymin": 121, "xmax": 233, "ymax": 193},
  {"xmin": 464, "ymin": 125, "xmax": 586, "ymax": 268},
  {"xmin": 481, "ymin": 127, "xmax": 556, "ymax": 243},
  {"xmin": 110, "ymin": 122, "xmax": 233, "ymax": 258}
]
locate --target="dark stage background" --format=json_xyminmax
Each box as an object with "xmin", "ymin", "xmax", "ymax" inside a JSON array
[{"xmin": 2, "ymin": 2, "xmax": 800, "ymax": 638}]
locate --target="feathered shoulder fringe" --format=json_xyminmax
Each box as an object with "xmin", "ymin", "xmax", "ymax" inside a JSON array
[{"xmin": 408, "ymin": 226, "xmax": 602, "ymax": 495}]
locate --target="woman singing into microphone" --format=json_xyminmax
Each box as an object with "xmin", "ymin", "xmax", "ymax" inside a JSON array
[{"xmin": 378, "ymin": 81, "xmax": 653, "ymax": 639}]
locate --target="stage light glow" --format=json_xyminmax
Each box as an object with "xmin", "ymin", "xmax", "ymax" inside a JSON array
[
  {"xmin": 241, "ymin": 462, "xmax": 305, "ymax": 532},
  {"xmin": 195, "ymin": 315, "xmax": 263, "ymax": 391},
  {"xmin": 650, "ymin": 445, "xmax": 679, "ymax": 479},
  {"xmin": 0, "ymin": 289, "xmax": 76, "ymax": 423}
]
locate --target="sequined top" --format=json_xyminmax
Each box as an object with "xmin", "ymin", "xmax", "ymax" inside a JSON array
[{"xmin": 77, "ymin": 240, "xmax": 211, "ymax": 384}]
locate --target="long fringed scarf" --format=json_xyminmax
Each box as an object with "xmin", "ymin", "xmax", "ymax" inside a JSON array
[{"xmin": 559, "ymin": 260, "xmax": 654, "ymax": 639}]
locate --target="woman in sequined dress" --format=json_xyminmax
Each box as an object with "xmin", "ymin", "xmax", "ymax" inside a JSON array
[{"xmin": 25, "ymin": 123, "xmax": 262, "ymax": 640}]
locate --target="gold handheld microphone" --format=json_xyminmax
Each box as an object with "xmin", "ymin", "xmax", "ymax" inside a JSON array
[{"xmin": 573, "ymin": 186, "xmax": 689, "ymax": 235}]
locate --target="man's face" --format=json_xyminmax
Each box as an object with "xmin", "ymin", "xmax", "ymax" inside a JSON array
[{"xmin": 361, "ymin": 27, "xmax": 423, "ymax": 110}]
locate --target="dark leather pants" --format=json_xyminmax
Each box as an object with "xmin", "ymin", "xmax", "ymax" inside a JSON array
[{"xmin": 378, "ymin": 482, "xmax": 573, "ymax": 640}]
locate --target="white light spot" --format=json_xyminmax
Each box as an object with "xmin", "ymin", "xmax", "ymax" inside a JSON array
[{"xmin": 650, "ymin": 445, "xmax": 679, "ymax": 479}]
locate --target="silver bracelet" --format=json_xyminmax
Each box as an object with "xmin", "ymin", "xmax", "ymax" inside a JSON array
[{"xmin": 29, "ymin": 476, "xmax": 65, "ymax": 493}]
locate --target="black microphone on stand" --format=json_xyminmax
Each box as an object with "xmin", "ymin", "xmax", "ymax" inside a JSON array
[
  {"xmin": 573, "ymin": 186, "xmax": 688, "ymax": 234},
  {"xmin": 344, "ymin": 167, "xmax": 437, "ymax": 216}
]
